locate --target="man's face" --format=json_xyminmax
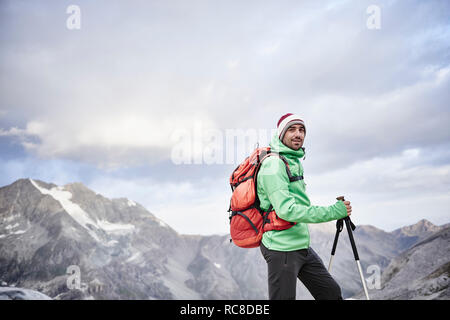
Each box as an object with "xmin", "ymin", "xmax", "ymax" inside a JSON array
[{"xmin": 282, "ymin": 124, "xmax": 305, "ymax": 150}]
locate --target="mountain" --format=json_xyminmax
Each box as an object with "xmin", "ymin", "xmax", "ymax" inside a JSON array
[
  {"xmin": 0, "ymin": 286, "xmax": 52, "ymax": 300},
  {"xmin": 0, "ymin": 178, "xmax": 197, "ymax": 299},
  {"xmin": 352, "ymin": 227, "xmax": 450, "ymax": 300},
  {"xmin": 0, "ymin": 179, "xmax": 448, "ymax": 299},
  {"xmin": 293, "ymin": 217, "xmax": 444, "ymax": 299},
  {"xmin": 391, "ymin": 219, "xmax": 443, "ymax": 251}
]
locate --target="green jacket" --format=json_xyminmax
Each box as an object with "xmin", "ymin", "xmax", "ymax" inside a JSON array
[{"xmin": 256, "ymin": 132, "xmax": 348, "ymax": 251}]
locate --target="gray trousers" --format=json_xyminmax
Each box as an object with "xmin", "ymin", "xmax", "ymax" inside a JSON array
[{"xmin": 260, "ymin": 243, "xmax": 343, "ymax": 300}]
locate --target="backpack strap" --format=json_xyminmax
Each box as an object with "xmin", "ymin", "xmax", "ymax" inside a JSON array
[
  {"xmin": 263, "ymin": 152, "xmax": 304, "ymax": 183},
  {"xmin": 230, "ymin": 210, "xmax": 259, "ymax": 234},
  {"xmin": 261, "ymin": 204, "xmax": 273, "ymax": 226},
  {"xmin": 253, "ymin": 151, "xmax": 304, "ymax": 216},
  {"xmin": 289, "ymin": 175, "xmax": 304, "ymax": 182}
]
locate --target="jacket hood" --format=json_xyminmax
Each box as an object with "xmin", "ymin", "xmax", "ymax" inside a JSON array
[{"xmin": 269, "ymin": 131, "xmax": 305, "ymax": 159}]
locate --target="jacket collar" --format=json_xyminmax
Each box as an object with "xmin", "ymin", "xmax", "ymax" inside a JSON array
[{"xmin": 269, "ymin": 132, "xmax": 305, "ymax": 159}]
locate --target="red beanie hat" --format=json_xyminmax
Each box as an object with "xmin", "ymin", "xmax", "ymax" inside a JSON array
[{"xmin": 277, "ymin": 113, "xmax": 305, "ymax": 141}]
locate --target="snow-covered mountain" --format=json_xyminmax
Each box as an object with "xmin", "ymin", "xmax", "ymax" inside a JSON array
[
  {"xmin": 0, "ymin": 178, "xmax": 198, "ymax": 299},
  {"xmin": 0, "ymin": 178, "xmax": 272, "ymax": 299},
  {"xmin": 0, "ymin": 179, "xmax": 448, "ymax": 300}
]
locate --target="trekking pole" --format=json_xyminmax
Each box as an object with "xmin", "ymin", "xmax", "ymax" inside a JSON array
[
  {"xmin": 328, "ymin": 196, "xmax": 370, "ymax": 300},
  {"xmin": 327, "ymin": 217, "xmax": 343, "ymax": 272}
]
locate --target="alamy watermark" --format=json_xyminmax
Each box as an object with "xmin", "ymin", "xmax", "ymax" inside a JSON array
[
  {"xmin": 66, "ymin": 5, "xmax": 81, "ymax": 30},
  {"xmin": 66, "ymin": 265, "xmax": 86, "ymax": 290},
  {"xmin": 170, "ymin": 122, "xmax": 278, "ymax": 166},
  {"xmin": 66, "ymin": 265, "xmax": 105, "ymax": 294},
  {"xmin": 366, "ymin": 264, "xmax": 381, "ymax": 290},
  {"xmin": 366, "ymin": 5, "xmax": 381, "ymax": 30}
]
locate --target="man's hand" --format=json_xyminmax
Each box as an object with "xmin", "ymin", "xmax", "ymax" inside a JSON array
[{"xmin": 343, "ymin": 200, "xmax": 352, "ymax": 216}]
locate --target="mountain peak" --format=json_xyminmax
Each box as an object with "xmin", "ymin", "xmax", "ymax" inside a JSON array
[
  {"xmin": 415, "ymin": 218, "xmax": 437, "ymax": 229},
  {"xmin": 62, "ymin": 181, "xmax": 98, "ymax": 197},
  {"xmin": 64, "ymin": 181, "xmax": 88, "ymax": 189},
  {"xmin": 1, "ymin": 178, "xmax": 51, "ymax": 191},
  {"xmin": 394, "ymin": 219, "xmax": 439, "ymax": 236},
  {"xmin": 390, "ymin": 219, "xmax": 442, "ymax": 252}
]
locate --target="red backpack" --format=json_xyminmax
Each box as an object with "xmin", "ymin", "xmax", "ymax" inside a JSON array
[{"xmin": 228, "ymin": 147, "xmax": 302, "ymax": 248}]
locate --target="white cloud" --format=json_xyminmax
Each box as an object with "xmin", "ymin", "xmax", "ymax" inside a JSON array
[
  {"xmin": 258, "ymin": 41, "xmax": 281, "ymax": 55},
  {"xmin": 154, "ymin": 195, "xmax": 230, "ymax": 235},
  {"xmin": 2, "ymin": 0, "xmax": 449, "ymax": 171},
  {"xmin": 1, "ymin": 0, "xmax": 449, "ymax": 234},
  {"xmin": 226, "ymin": 59, "xmax": 239, "ymax": 69},
  {"xmin": 3, "ymin": 113, "xmax": 219, "ymax": 168},
  {"xmin": 0, "ymin": 127, "xmax": 22, "ymax": 136},
  {"xmin": 305, "ymin": 147, "xmax": 450, "ymax": 230},
  {"xmin": 87, "ymin": 175, "xmax": 230, "ymax": 235},
  {"xmin": 302, "ymin": 64, "xmax": 450, "ymax": 173}
]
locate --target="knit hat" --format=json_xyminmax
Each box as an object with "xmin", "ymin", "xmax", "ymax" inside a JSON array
[{"xmin": 277, "ymin": 113, "xmax": 306, "ymax": 141}]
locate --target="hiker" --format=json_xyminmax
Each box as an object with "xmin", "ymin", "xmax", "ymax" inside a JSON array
[{"xmin": 256, "ymin": 113, "xmax": 352, "ymax": 300}]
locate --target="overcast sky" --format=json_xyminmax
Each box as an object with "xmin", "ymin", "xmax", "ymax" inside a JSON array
[{"xmin": 1, "ymin": 0, "xmax": 449, "ymax": 235}]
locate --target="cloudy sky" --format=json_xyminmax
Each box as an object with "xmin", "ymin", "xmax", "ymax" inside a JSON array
[{"xmin": 1, "ymin": 0, "xmax": 449, "ymax": 235}]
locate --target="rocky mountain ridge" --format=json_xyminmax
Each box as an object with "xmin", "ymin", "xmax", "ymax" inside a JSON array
[{"xmin": 0, "ymin": 178, "xmax": 448, "ymax": 300}]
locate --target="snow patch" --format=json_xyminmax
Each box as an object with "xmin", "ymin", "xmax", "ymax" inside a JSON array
[
  {"xmin": 5, "ymin": 223, "xmax": 19, "ymax": 230},
  {"xmin": 159, "ymin": 220, "xmax": 168, "ymax": 228},
  {"xmin": 97, "ymin": 219, "xmax": 135, "ymax": 235},
  {"xmin": 4, "ymin": 215, "xmax": 19, "ymax": 223},
  {"xmin": 2, "ymin": 222, "xmax": 29, "ymax": 237},
  {"xmin": 29, "ymin": 179, "xmax": 135, "ymax": 241},
  {"xmin": 213, "ymin": 262, "xmax": 221, "ymax": 269},
  {"xmin": 11, "ymin": 229, "xmax": 28, "ymax": 235},
  {"xmin": 29, "ymin": 179, "xmax": 102, "ymax": 242},
  {"xmin": 126, "ymin": 252, "xmax": 142, "ymax": 263},
  {"xmin": 106, "ymin": 240, "xmax": 119, "ymax": 247},
  {"xmin": 127, "ymin": 199, "xmax": 136, "ymax": 207}
]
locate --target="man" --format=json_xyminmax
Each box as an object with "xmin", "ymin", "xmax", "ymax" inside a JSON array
[{"xmin": 256, "ymin": 113, "xmax": 352, "ymax": 300}]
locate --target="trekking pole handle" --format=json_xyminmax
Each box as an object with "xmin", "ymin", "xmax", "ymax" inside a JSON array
[
  {"xmin": 336, "ymin": 195, "xmax": 351, "ymax": 222},
  {"xmin": 336, "ymin": 195, "xmax": 349, "ymax": 221},
  {"xmin": 330, "ymin": 196, "xmax": 347, "ymax": 257},
  {"xmin": 329, "ymin": 196, "xmax": 350, "ymax": 260},
  {"xmin": 336, "ymin": 196, "xmax": 359, "ymax": 260}
]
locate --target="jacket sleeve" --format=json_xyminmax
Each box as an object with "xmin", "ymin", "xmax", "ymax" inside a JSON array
[{"xmin": 258, "ymin": 157, "xmax": 348, "ymax": 223}]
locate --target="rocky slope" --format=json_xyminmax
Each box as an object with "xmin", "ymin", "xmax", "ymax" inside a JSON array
[
  {"xmin": 0, "ymin": 179, "xmax": 448, "ymax": 300},
  {"xmin": 0, "ymin": 179, "xmax": 197, "ymax": 299},
  {"xmin": 352, "ymin": 226, "xmax": 450, "ymax": 300},
  {"xmin": 0, "ymin": 287, "xmax": 52, "ymax": 300}
]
